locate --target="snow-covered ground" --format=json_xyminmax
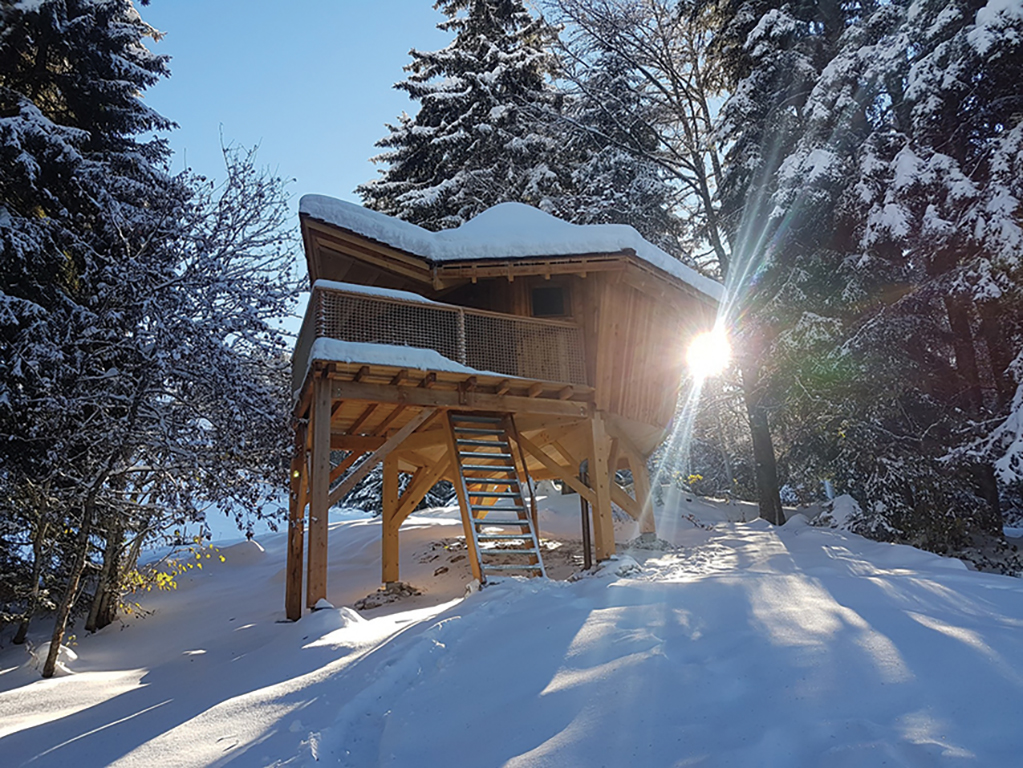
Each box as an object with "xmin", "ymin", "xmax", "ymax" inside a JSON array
[{"xmin": 3, "ymin": 488, "xmax": 1023, "ymax": 767}]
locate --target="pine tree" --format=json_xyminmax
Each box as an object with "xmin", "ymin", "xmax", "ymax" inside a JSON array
[
  {"xmin": 713, "ymin": 0, "xmax": 1023, "ymax": 552},
  {"xmin": 357, "ymin": 0, "xmax": 566, "ymax": 230},
  {"xmin": 1, "ymin": 0, "xmax": 184, "ymax": 673}
]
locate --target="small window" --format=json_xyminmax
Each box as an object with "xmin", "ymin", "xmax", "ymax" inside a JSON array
[{"xmin": 531, "ymin": 285, "xmax": 568, "ymax": 317}]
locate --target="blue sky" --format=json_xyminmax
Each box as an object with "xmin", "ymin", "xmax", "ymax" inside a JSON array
[{"xmin": 143, "ymin": 1, "xmax": 451, "ymax": 206}]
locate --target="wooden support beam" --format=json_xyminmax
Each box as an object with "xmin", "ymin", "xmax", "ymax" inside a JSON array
[
  {"xmin": 624, "ymin": 445, "xmax": 656, "ymax": 535},
  {"xmin": 391, "ymin": 426, "xmax": 452, "ymax": 454},
  {"xmin": 521, "ymin": 420, "xmax": 586, "ymax": 451},
  {"xmin": 355, "ymin": 365, "xmax": 371, "ymax": 382},
  {"xmin": 611, "ymin": 482, "xmax": 641, "ymax": 521},
  {"xmin": 517, "ymin": 433, "xmax": 595, "ymax": 505},
  {"xmin": 558, "ymin": 386, "xmax": 574, "ymax": 400},
  {"xmin": 458, "ymin": 376, "xmax": 477, "ymax": 405},
  {"xmin": 528, "ymin": 382, "xmax": 544, "ymax": 398},
  {"xmin": 285, "ymin": 425, "xmax": 307, "ymax": 621},
  {"xmin": 496, "ymin": 379, "xmax": 511, "ymax": 396},
  {"xmin": 330, "ymin": 379, "xmax": 590, "ymax": 418},
  {"xmin": 381, "ymin": 455, "xmax": 400, "ymax": 584},
  {"xmin": 420, "ymin": 372, "xmax": 437, "ymax": 389},
  {"xmin": 374, "ymin": 404, "xmax": 407, "ymax": 436},
  {"xmin": 327, "ymin": 408, "xmax": 439, "ymax": 507},
  {"xmin": 608, "ymin": 438, "xmax": 621, "ymax": 484},
  {"xmin": 307, "ymin": 375, "xmax": 331, "ymax": 608},
  {"xmin": 328, "ymin": 450, "xmax": 363, "ymax": 484},
  {"xmin": 602, "ymin": 424, "xmax": 656, "ymax": 535},
  {"xmin": 330, "ymin": 435, "xmax": 386, "ymax": 454},
  {"xmin": 346, "ymin": 403, "xmax": 378, "ymax": 435},
  {"xmin": 589, "ymin": 412, "xmax": 616, "ymax": 561},
  {"xmin": 396, "ymin": 458, "xmax": 452, "ymax": 525},
  {"xmin": 549, "ymin": 439, "xmax": 574, "ymax": 465}
]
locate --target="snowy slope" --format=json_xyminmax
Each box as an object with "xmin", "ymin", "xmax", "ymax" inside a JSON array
[
  {"xmin": 300, "ymin": 195, "xmax": 724, "ymax": 301},
  {"xmin": 3, "ymin": 489, "xmax": 1023, "ymax": 767}
]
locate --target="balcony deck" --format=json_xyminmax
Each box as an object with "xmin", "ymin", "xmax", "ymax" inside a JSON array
[{"xmin": 292, "ymin": 283, "xmax": 592, "ymax": 410}]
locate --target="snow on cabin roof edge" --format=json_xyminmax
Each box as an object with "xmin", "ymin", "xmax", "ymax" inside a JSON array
[{"xmin": 299, "ymin": 194, "xmax": 723, "ymax": 302}]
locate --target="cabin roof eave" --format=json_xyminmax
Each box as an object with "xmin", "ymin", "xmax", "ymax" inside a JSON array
[{"xmin": 301, "ymin": 212, "xmax": 721, "ymax": 305}]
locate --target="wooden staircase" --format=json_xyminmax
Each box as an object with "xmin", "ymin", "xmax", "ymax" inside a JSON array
[{"xmin": 445, "ymin": 412, "xmax": 547, "ymax": 584}]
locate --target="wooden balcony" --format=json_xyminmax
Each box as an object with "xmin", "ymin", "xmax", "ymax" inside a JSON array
[{"xmin": 292, "ymin": 283, "xmax": 589, "ymax": 397}]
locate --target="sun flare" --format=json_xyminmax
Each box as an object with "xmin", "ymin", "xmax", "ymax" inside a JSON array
[{"xmin": 686, "ymin": 330, "xmax": 731, "ymax": 379}]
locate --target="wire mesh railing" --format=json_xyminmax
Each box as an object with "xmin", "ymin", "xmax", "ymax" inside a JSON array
[{"xmin": 293, "ymin": 285, "xmax": 588, "ymax": 392}]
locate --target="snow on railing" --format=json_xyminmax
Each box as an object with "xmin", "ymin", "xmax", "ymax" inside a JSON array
[{"xmin": 292, "ymin": 283, "xmax": 587, "ymax": 393}]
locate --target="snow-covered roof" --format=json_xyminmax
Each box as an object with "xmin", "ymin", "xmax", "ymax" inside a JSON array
[{"xmin": 300, "ymin": 195, "xmax": 723, "ymax": 301}]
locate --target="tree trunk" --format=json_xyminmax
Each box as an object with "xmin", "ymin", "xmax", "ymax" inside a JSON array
[
  {"xmin": 977, "ymin": 300, "xmax": 1014, "ymax": 409},
  {"xmin": 42, "ymin": 512, "xmax": 92, "ymax": 679},
  {"xmin": 943, "ymin": 293, "xmax": 1003, "ymax": 538},
  {"xmin": 85, "ymin": 518, "xmax": 122, "ymax": 632},
  {"xmin": 943, "ymin": 294, "xmax": 983, "ymax": 413},
  {"xmin": 740, "ymin": 356, "xmax": 785, "ymax": 525},
  {"xmin": 972, "ymin": 463, "xmax": 1004, "ymax": 538},
  {"xmin": 13, "ymin": 521, "xmax": 48, "ymax": 645}
]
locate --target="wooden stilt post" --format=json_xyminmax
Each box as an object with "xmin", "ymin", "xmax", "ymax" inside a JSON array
[
  {"xmin": 589, "ymin": 411, "xmax": 616, "ymax": 561},
  {"xmin": 382, "ymin": 454, "xmax": 400, "ymax": 585},
  {"xmin": 285, "ymin": 424, "xmax": 307, "ymax": 620},
  {"xmin": 629, "ymin": 453, "xmax": 656, "ymax": 536},
  {"xmin": 307, "ymin": 373, "xmax": 331, "ymax": 608}
]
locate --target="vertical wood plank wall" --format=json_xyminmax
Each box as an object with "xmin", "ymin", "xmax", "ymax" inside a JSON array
[{"xmin": 588, "ymin": 275, "xmax": 698, "ymax": 432}]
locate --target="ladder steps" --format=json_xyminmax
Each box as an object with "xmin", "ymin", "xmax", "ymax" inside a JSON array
[
  {"xmin": 481, "ymin": 548, "xmax": 539, "ymax": 557},
  {"xmin": 448, "ymin": 411, "xmax": 546, "ymax": 583},
  {"xmin": 483, "ymin": 564, "xmax": 544, "ymax": 572},
  {"xmin": 473, "ymin": 518, "xmax": 531, "ymax": 526}
]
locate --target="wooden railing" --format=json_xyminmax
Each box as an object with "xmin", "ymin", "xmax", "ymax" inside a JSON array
[{"xmin": 292, "ymin": 284, "xmax": 588, "ymax": 393}]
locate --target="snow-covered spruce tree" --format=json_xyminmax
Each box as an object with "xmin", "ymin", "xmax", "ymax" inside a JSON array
[
  {"xmin": 357, "ymin": 0, "xmax": 567, "ymax": 230},
  {"xmin": 886, "ymin": 0, "xmax": 1023, "ymax": 530},
  {"xmin": 0, "ymin": 2, "xmax": 297, "ymax": 676},
  {"xmin": 0, "ymin": 0, "xmax": 183, "ymax": 664},
  {"xmin": 713, "ymin": 0, "xmax": 1023, "ymax": 554},
  {"xmin": 546, "ymin": 49, "xmax": 684, "ymax": 256}
]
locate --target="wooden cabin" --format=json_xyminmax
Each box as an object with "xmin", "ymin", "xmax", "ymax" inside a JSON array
[{"xmin": 286, "ymin": 195, "xmax": 722, "ymax": 619}]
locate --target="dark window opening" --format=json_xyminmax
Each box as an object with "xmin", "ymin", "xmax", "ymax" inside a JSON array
[{"xmin": 531, "ymin": 285, "xmax": 567, "ymax": 317}]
